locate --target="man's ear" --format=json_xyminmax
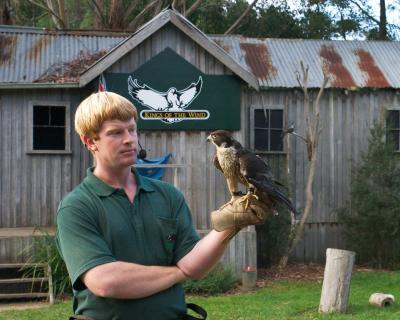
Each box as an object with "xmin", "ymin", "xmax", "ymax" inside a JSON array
[{"xmin": 81, "ymin": 135, "xmax": 97, "ymax": 152}]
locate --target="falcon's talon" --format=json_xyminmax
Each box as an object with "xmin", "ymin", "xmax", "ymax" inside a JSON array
[
  {"xmin": 219, "ymin": 201, "xmax": 233, "ymax": 210},
  {"xmin": 219, "ymin": 195, "xmax": 241, "ymax": 210},
  {"xmin": 238, "ymin": 193, "xmax": 258, "ymax": 210}
]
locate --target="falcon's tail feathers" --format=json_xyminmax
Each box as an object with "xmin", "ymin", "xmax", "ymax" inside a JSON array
[{"xmin": 248, "ymin": 177, "xmax": 296, "ymax": 214}]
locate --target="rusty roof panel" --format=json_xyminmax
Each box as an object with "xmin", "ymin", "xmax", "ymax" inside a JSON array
[
  {"xmin": 354, "ymin": 48, "xmax": 390, "ymax": 88},
  {"xmin": 1, "ymin": 24, "xmax": 400, "ymax": 89},
  {"xmin": 320, "ymin": 44, "xmax": 356, "ymax": 88},
  {"xmin": 0, "ymin": 25, "xmax": 125, "ymax": 84},
  {"xmin": 239, "ymin": 42, "xmax": 277, "ymax": 81},
  {"xmin": 211, "ymin": 36, "xmax": 400, "ymax": 89},
  {"xmin": 0, "ymin": 35, "xmax": 17, "ymax": 65},
  {"xmin": 28, "ymin": 35, "xmax": 52, "ymax": 61}
]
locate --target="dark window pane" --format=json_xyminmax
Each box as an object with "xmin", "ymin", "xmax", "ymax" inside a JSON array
[
  {"xmin": 50, "ymin": 106, "xmax": 66, "ymax": 126},
  {"xmin": 270, "ymin": 110, "xmax": 283, "ymax": 129},
  {"xmin": 33, "ymin": 127, "xmax": 65, "ymax": 150},
  {"xmin": 388, "ymin": 130, "xmax": 400, "ymax": 150},
  {"xmin": 387, "ymin": 110, "xmax": 399, "ymax": 129},
  {"xmin": 254, "ymin": 109, "xmax": 269, "ymax": 127},
  {"xmin": 33, "ymin": 106, "xmax": 49, "ymax": 125},
  {"xmin": 270, "ymin": 129, "xmax": 283, "ymax": 151},
  {"xmin": 254, "ymin": 129, "xmax": 268, "ymax": 150}
]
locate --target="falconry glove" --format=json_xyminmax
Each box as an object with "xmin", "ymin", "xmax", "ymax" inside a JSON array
[{"xmin": 211, "ymin": 195, "xmax": 272, "ymax": 242}]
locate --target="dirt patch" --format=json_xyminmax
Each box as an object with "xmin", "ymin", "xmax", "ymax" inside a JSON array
[
  {"xmin": 0, "ymin": 301, "xmax": 49, "ymax": 312},
  {"xmin": 257, "ymin": 263, "xmax": 325, "ymax": 286}
]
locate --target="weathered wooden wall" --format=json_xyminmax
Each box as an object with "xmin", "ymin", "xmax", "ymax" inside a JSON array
[
  {"xmin": 0, "ymin": 88, "xmax": 91, "ymax": 262},
  {"xmin": 2, "ymin": 22, "xmax": 400, "ymax": 266},
  {"xmin": 246, "ymin": 88, "xmax": 400, "ymax": 262},
  {"xmin": 0, "ymin": 89, "xmax": 91, "ymax": 229}
]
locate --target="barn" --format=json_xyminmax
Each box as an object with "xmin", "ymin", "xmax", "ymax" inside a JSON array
[{"xmin": 1, "ymin": 8, "xmax": 400, "ymax": 272}]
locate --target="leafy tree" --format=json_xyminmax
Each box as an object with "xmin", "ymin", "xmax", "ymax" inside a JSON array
[
  {"xmin": 253, "ymin": 4, "xmax": 303, "ymax": 38},
  {"xmin": 327, "ymin": 0, "xmax": 400, "ymax": 40},
  {"xmin": 189, "ymin": 0, "xmax": 229, "ymax": 34},
  {"xmin": 340, "ymin": 117, "xmax": 400, "ymax": 268},
  {"xmin": 2, "ymin": 1, "xmax": 400, "ymax": 44},
  {"xmin": 300, "ymin": 8, "xmax": 335, "ymax": 39}
]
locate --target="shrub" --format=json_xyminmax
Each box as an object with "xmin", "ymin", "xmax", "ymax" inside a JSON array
[
  {"xmin": 339, "ymin": 119, "xmax": 400, "ymax": 268},
  {"xmin": 256, "ymin": 206, "xmax": 291, "ymax": 267},
  {"xmin": 21, "ymin": 229, "xmax": 71, "ymax": 297},
  {"xmin": 183, "ymin": 264, "xmax": 238, "ymax": 295}
]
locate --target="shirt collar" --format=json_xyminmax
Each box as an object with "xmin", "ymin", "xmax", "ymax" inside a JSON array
[{"xmin": 84, "ymin": 166, "xmax": 155, "ymax": 197}]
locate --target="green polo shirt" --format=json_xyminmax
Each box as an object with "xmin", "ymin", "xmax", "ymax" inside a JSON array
[{"xmin": 56, "ymin": 167, "xmax": 200, "ymax": 320}]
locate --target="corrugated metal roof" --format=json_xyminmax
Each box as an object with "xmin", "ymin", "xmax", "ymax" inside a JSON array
[
  {"xmin": 0, "ymin": 25, "xmax": 127, "ymax": 85},
  {"xmin": 1, "ymin": 23, "xmax": 400, "ymax": 89},
  {"xmin": 210, "ymin": 36, "xmax": 400, "ymax": 89}
]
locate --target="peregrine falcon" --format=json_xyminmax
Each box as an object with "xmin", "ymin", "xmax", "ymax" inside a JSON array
[{"xmin": 207, "ymin": 130, "xmax": 295, "ymax": 213}]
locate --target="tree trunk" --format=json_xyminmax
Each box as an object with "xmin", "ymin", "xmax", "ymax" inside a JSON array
[
  {"xmin": 379, "ymin": 0, "xmax": 387, "ymax": 40},
  {"xmin": 319, "ymin": 248, "xmax": 356, "ymax": 314},
  {"xmin": 224, "ymin": 0, "xmax": 258, "ymax": 35}
]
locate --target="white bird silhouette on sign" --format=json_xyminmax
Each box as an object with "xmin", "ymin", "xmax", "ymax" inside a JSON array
[{"xmin": 127, "ymin": 76, "xmax": 203, "ymax": 123}]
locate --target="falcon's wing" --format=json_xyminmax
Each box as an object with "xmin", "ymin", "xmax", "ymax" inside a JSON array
[
  {"xmin": 177, "ymin": 76, "xmax": 203, "ymax": 109},
  {"xmin": 128, "ymin": 76, "xmax": 169, "ymax": 110},
  {"xmin": 248, "ymin": 177, "xmax": 296, "ymax": 214},
  {"xmin": 213, "ymin": 154, "xmax": 224, "ymax": 173},
  {"xmin": 238, "ymin": 151, "xmax": 296, "ymax": 213}
]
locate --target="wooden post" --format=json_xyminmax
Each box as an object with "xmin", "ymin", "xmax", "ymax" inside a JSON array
[
  {"xmin": 47, "ymin": 263, "xmax": 55, "ymax": 305},
  {"xmin": 319, "ymin": 248, "xmax": 355, "ymax": 313}
]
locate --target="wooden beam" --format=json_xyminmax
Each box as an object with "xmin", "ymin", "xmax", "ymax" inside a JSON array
[{"xmin": 0, "ymin": 227, "xmax": 55, "ymax": 238}]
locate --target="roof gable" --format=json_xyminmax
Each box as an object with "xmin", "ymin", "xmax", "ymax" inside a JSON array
[{"xmin": 78, "ymin": 9, "xmax": 259, "ymax": 90}]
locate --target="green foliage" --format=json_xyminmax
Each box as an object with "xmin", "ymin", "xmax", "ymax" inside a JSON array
[
  {"xmin": 189, "ymin": 0, "xmax": 229, "ymax": 34},
  {"xmin": 182, "ymin": 264, "xmax": 238, "ymax": 295},
  {"xmin": 4, "ymin": 0, "xmax": 399, "ymax": 40},
  {"xmin": 255, "ymin": 5, "xmax": 303, "ymax": 38},
  {"xmin": 21, "ymin": 230, "xmax": 71, "ymax": 297},
  {"xmin": 300, "ymin": 9, "xmax": 335, "ymax": 39},
  {"xmin": 339, "ymin": 119, "xmax": 400, "ymax": 268},
  {"xmin": 256, "ymin": 206, "xmax": 291, "ymax": 267}
]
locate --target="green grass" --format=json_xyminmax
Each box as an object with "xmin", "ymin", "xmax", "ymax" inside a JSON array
[{"xmin": 1, "ymin": 271, "xmax": 400, "ymax": 319}]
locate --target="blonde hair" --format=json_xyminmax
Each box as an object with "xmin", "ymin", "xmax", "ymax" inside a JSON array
[{"xmin": 75, "ymin": 91, "xmax": 138, "ymax": 138}]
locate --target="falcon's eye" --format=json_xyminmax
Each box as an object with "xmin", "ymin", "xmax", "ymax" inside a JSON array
[{"xmin": 211, "ymin": 134, "xmax": 216, "ymax": 139}]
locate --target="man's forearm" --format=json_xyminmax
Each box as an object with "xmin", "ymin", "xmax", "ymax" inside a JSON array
[
  {"xmin": 82, "ymin": 261, "xmax": 186, "ymax": 299},
  {"xmin": 177, "ymin": 228, "xmax": 233, "ymax": 279}
]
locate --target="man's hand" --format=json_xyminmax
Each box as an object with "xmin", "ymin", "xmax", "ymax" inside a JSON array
[{"xmin": 211, "ymin": 194, "xmax": 273, "ymax": 241}]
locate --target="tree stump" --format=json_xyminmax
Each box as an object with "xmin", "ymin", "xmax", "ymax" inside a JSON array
[{"xmin": 319, "ymin": 248, "xmax": 356, "ymax": 313}]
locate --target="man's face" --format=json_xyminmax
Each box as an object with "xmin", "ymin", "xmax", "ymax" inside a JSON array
[{"xmin": 90, "ymin": 118, "xmax": 138, "ymax": 170}]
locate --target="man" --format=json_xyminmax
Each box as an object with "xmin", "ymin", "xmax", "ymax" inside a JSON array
[{"xmin": 56, "ymin": 91, "xmax": 268, "ymax": 320}]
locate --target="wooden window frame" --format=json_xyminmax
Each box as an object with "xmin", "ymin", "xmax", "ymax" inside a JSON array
[
  {"xmin": 27, "ymin": 101, "xmax": 72, "ymax": 155},
  {"xmin": 249, "ymin": 105, "xmax": 285, "ymax": 154}
]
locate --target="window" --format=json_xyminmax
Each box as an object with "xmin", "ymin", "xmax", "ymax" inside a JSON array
[
  {"xmin": 387, "ymin": 110, "xmax": 400, "ymax": 151},
  {"xmin": 28, "ymin": 101, "xmax": 71, "ymax": 153},
  {"xmin": 251, "ymin": 107, "xmax": 284, "ymax": 152}
]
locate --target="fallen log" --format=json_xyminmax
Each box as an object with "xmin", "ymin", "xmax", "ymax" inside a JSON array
[{"xmin": 369, "ymin": 293, "xmax": 395, "ymax": 307}]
